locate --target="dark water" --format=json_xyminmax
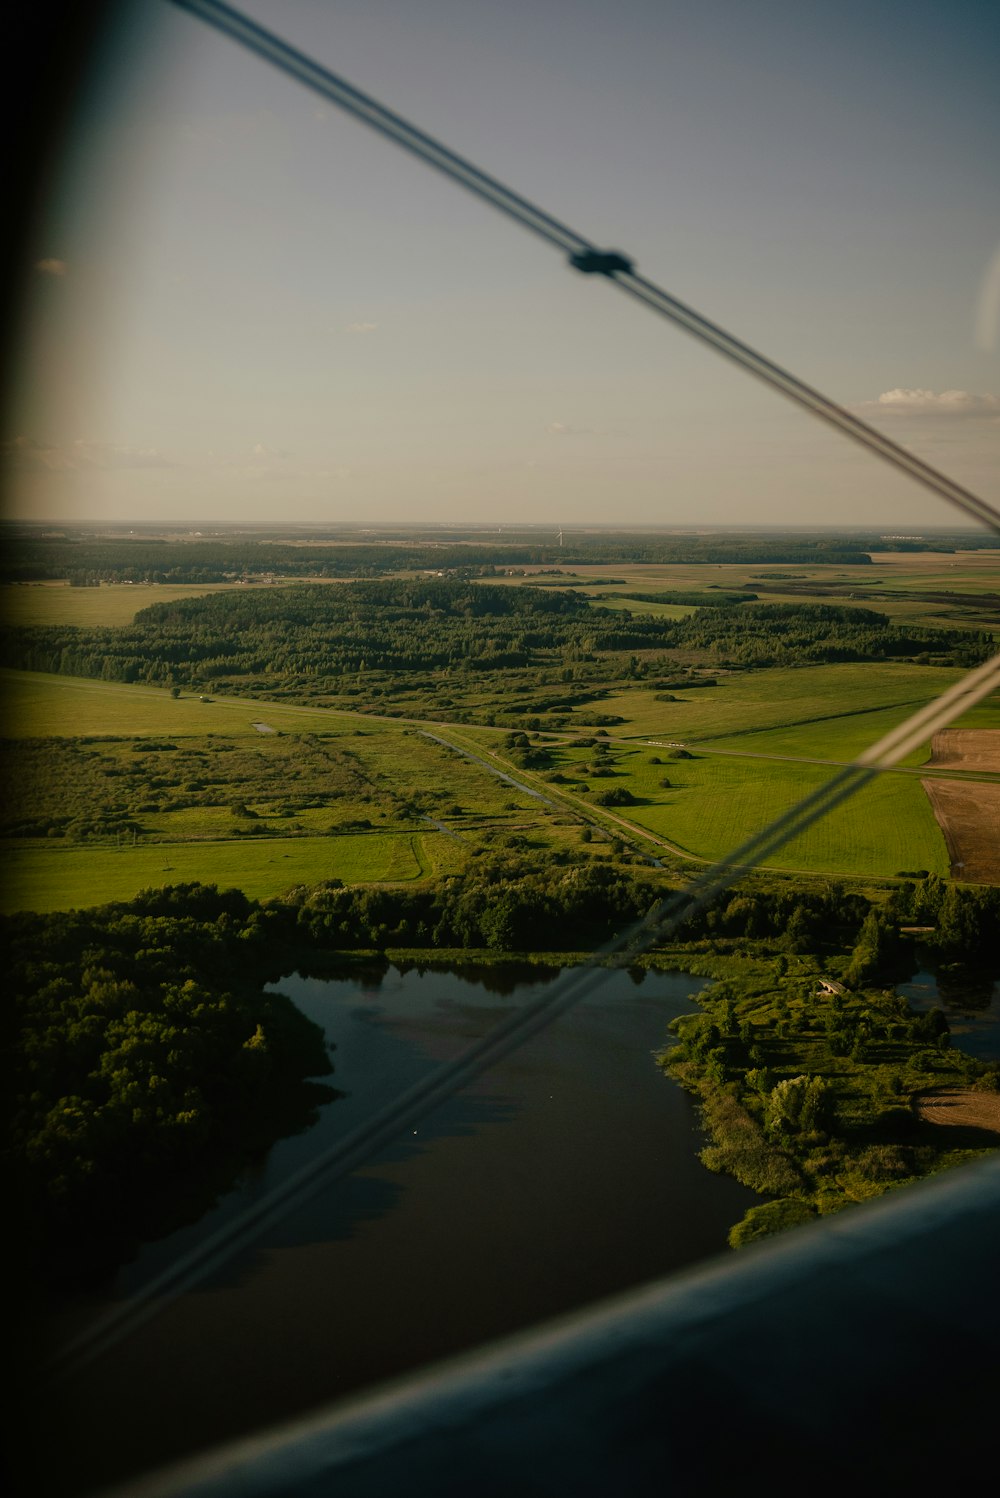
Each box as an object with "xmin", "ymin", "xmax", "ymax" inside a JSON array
[
  {"xmin": 46, "ymin": 963, "xmax": 754, "ymax": 1495},
  {"xmin": 898, "ymin": 967, "xmax": 1000, "ymax": 1059}
]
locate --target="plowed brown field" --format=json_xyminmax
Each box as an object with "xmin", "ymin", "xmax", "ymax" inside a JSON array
[
  {"xmin": 922, "ymin": 731, "xmax": 1000, "ymax": 883},
  {"xmin": 916, "ymin": 1089, "xmax": 1000, "ymax": 1135},
  {"xmin": 922, "ymin": 779, "xmax": 1000, "ymax": 882},
  {"xmin": 927, "ymin": 729, "xmax": 1000, "ymax": 773}
]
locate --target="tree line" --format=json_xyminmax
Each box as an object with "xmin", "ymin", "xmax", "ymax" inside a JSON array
[
  {"xmin": 0, "ymin": 532, "xmax": 877, "ymax": 584},
  {"xmin": 2, "ymin": 582, "xmax": 987, "ymax": 698},
  {"xmin": 4, "ymin": 867, "xmax": 997, "ymax": 1284}
]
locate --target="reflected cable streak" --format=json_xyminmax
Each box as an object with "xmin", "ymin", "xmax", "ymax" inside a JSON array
[
  {"xmin": 169, "ymin": 0, "xmax": 1000, "ymax": 535},
  {"xmin": 49, "ymin": 648, "xmax": 1000, "ymax": 1382}
]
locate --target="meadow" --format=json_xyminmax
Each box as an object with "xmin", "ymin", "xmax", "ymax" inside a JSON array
[
  {"xmin": 0, "ymin": 831, "xmax": 452, "ymax": 914},
  {"xmin": 0, "ymin": 581, "xmax": 278, "ymax": 629},
  {"xmin": 578, "ymin": 662, "xmax": 984, "ymax": 746},
  {"xmin": 522, "ymin": 737, "xmax": 951, "ymax": 878},
  {"xmin": 0, "ymin": 671, "xmax": 596, "ymax": 912},
  {"xmin": 2, "ymin": 540, "xmax": 996, "ymax": 911},
  {"xmin": 627, "ymin": 754, "xmax": 948, "ymax": 876},
  {"xmin": 508, "ymin": 551, "xmax": 1000, "ymax": 631},
  {"xmin": 0, "ymin": 667, "xmax": 367, "ymax": 737}
]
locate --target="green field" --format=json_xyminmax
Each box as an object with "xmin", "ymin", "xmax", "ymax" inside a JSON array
[
  {"xmin": 0, "ymin": 829, "xmax": 461, "ymax": 914},
  {"xmin": 0, "ymin": 668, "xmax": 382, "ymax": 738},
  {"xmin": 0, "ymin": 580, "xmax": 346, "ymax": 629},
  {"xmin": 2, "ymin": 582, "xmax": 245, "ymax": 629},
  {"xmin": 632, "ymin": 759, "xmax": 950, "ymax": 877},
  {"xmin": 701, "ymin": 697, "xmax": 1000, "ymax": 764},
  {"xmin": 589, "ymin": 596, "xmax": 697, "ymax": 620},
  {"xmin": 538, "ymin": 740, "xmax": 951, "ymax": 877},
  {"xmin": 0, "ymin": 671, "xmax": 594, "ymax": 911},
  {"xmin": 578, "ymin": 663, "xmax": 972, "ymax": 745}
]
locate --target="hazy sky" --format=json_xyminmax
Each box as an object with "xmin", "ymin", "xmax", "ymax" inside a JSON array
[{"xmin": 6, "ymin": 0, "xmax": 999, "ymax": 528}]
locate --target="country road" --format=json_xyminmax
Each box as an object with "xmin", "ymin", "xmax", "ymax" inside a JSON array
[{"xmin": 419, "ymin": 729, "xmax": 679, "ymax": 866}]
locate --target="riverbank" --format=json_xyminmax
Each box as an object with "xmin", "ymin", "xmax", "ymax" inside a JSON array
[
  {"xmin": 654, "ymin": 941, "xmax": 1000, "ymax": 1246},
  {"xmin": 40, "ymin": 961, "xmax": 754, "ymax": 1497}
]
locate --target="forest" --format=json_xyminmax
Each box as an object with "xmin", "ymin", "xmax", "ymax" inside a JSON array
[
  {"xmin": 5, "ymin": 868, "xmax": 999, "ymax": 1282},
  {"xmin": 2, "ymin": 531, "xmax": 997, "ymax": 1289},
  {"xmin": 0, "ymin": 531, "xmax": 877, "ymax": 584},
  {"xmin": 2, "ymin": 581, "xmax": 989, "ymax": 706},
  {"xmin": 2, "ymin": 882, "xmax": 335, "ymax": 1286}
]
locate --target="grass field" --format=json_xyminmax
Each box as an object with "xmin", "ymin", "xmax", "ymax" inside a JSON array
[
  {"xmin": 701, "ymin": 695, "xmax": 1000, "ymax": 764},
  {"xmin": 0, "ymin": 826, "xmax": 576, "ymax": 919},
  {"xmin": 0, "ymin": 830, "xmax": 455, "ymax": 914},
  {"xmin": 541, "ymin": 741, "xmax": 951, "ymax": 877},
  {"xmin": 499, "ymin": 552, "xmax": 1000, "ymax": 631},
  {"xmin": 0, "ymin": 580, "xmax": 346, "ymax": 629},
  {"xmin": 0, "ymin": 671, "xmax": 591, "ymax": 911},
  {"xmin": 577, "ymin": 663, "xmax": 970, "ymax": 744},
  {"xmin": 0, "ymin": 668, "xmax": 385, "ymax": 738},
  {"xmin": 588, "ymin": 596, "xmax": 697, "ymax": 619}
]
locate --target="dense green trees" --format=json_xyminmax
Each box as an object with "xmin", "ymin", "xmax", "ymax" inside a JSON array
[
  {"xmin": 4, "ymin": 869, "xmax": 997, "ymax": 1282},
  {"xmin": 0, "ymin": 532, "xmax": 877, "ymax": 585},
  {"xmin": 2, "ymin": 884, "xmax": 334, "ymax": 1285},
  {"xmin": 3, "ymin": 582, "xmax": 986, "ymax": 708}
]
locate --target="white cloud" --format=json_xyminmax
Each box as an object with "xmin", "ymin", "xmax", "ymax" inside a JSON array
[
  {"xmin": 345, "ymin": 321, "xmax": 378, "ymax": 333},
  {"xmin": 870, "ymin": 388, "xmax": 1000, "ymax": 418},
  {"xmin": 34, "ymin": 258, "xmax": 67, "ymax": 276}
]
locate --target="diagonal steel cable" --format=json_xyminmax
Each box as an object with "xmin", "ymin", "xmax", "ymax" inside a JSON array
[
  {"xmin": 46, "ymin": 0, "xmax": 999, "ymax": 1382},
  {"xmin": 168, "ymin": 0, "xmax": 1000, "ymax": 536}
]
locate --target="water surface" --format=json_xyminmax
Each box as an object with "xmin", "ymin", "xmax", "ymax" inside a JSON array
[
  {"xmin": 50, "ymin": 962, "xmax": 754, "ymax": 1493},
  {"xmin": 898, "ymin": 967, "xmax": 1000, "ymax": 1060}
]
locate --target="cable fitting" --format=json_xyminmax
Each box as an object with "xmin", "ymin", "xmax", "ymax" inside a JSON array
[{"xmin": 569, "ymin": 249, "xmax": 634, "ymax": 276}]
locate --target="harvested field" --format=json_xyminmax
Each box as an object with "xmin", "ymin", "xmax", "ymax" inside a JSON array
[
  {"xmin": 916, "ymin": 1088, "xmax": 1000, "ymax": 1135},
  {"xmin": 922, "ymin": 778, "xmax": 1000, "ymax": 883},
  {"xmin": 927, "ymin": 728, "xmax": 1000, "ymax": 773}
]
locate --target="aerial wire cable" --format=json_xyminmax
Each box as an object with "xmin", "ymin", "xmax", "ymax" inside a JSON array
[
  {"xmin": 48, "ymin": 0, "xmax": 1000, "ymax": 1378},
  {"xmin": 167, "ymin": 0, "xmax": 1000, "ymax": 536}
]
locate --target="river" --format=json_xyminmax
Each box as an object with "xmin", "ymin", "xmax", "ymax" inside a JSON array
[{"xmin": 44, "ymin": 962, "xmax": 754, "ymax": 1495}]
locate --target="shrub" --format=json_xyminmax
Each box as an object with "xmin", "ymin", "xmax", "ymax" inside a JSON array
[
  {"xmin": 729, "ymin": 1198, "xmax": 816, "ymax": 1248},
  {"xmin": 593, "ymin": 786, "xmax": 636, "ymax": 807}
]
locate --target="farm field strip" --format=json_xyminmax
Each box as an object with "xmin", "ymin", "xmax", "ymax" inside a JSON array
[
  {"xmin": 613, "ymin": 756, "xmax": 950, "ymax": 878},
  {"xmin": 0, "ymin": 579, "xmax": 351, "ymax": 629},
  {"xmin": 921, "ymin": 779, "xmax": 1000, "ymax": 884},
  {"xmin": 0, "ymin": 830, "xmax": 452, "ymax": 915},
  {"xmin": 689, "ymin": 694, "xmax": 1000, "ymax": 768},
  {"xmin": 423, "ymin": 727, "xmax": 684, "ymax": 863},
  {"xmin": 672, "ymin": 744, "xmax": 1000, "ymax": 784},
  {"xmin": 2, "ymin": 628, "xmax": 993, "ymax": 910},
  {"xmin": 0, "ymin": 667, "xmax": 428, "ymax": 738},
  {"xmin": 579, "ymin": 663, "xmax": 971, "ymax": 742},
  {"xmin": 587, "ymin": 597, "xmax": 697, "ymax": 619},
  {"xmin": 520, "ymin": 736, "xmax": 953, "ymax": 879}
]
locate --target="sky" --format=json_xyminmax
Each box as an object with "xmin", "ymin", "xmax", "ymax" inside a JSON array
[{"xmin": 5, "ymin": 0, "xmax": 1000, "ymax": 529}]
